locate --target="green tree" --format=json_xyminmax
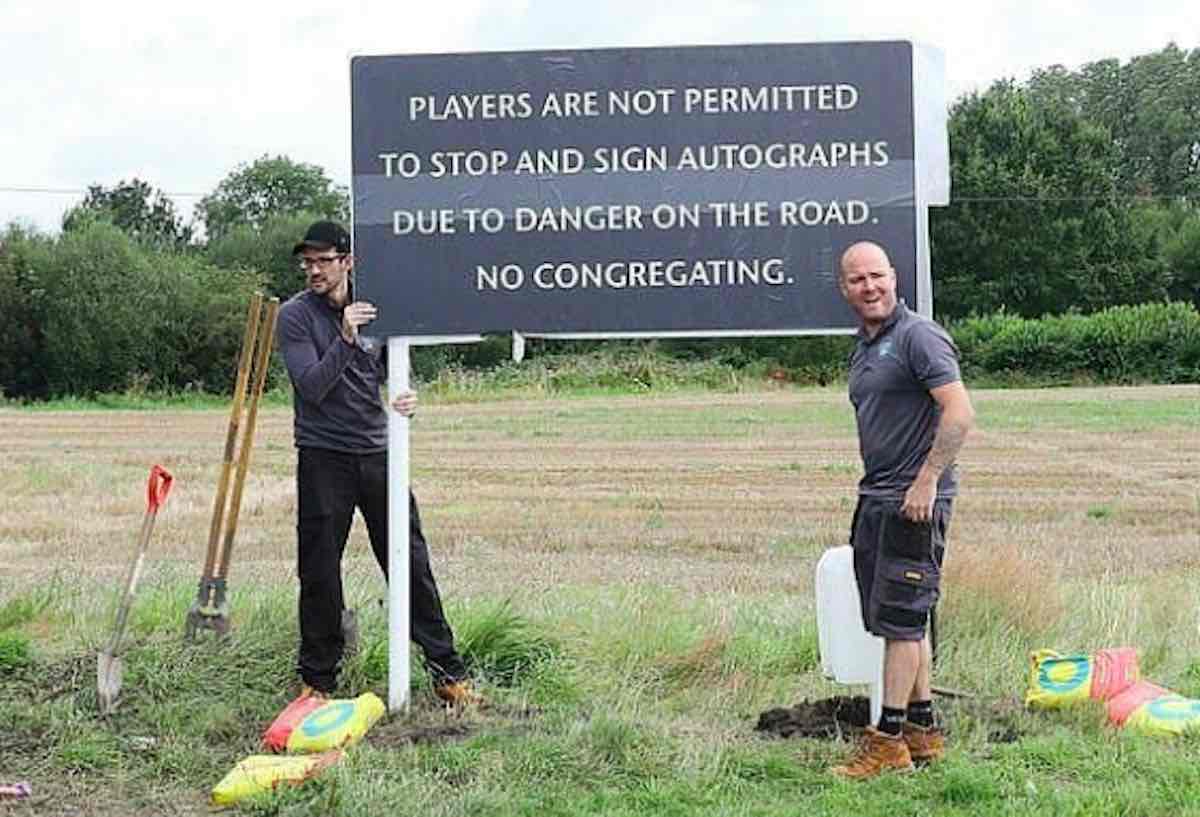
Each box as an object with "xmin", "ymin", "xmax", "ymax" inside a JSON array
[
  {"xmin": 0, "ymin": 225, "xmax": 54, "ymax": 398},
  {"xmin": 931, "ymin": 81, "xmax": 1171, "ymax": 319},
  {"xmin": 1029, "ymin": 44, "xmax": 1200, "ymax": 197},
  {"xmin": 204, "ymin": 211, "xmax": 317, "ymax": 299},
  {"xmin": 198, "ymin": 155, "xmax": 348, "ymax": 241},
  {"xmin": 25, "ymin": 221, "xmax": 263, "ymax": 397},
  {"xmin": 1164, "ymin": 210, "xmax": 1200, "ymax": 307},
  {"xmin": 61, "ymin": 178, "xmax": 193, "ymax": 248}
]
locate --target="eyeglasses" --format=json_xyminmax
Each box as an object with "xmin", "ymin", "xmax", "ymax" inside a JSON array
[{"xmin": 297, "ymin": 254, "xmax": 346, "ymax": 271}]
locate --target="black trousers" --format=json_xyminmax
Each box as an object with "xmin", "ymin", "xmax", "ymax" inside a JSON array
[{"xmin": 296, "ymin": 447, "xmax": 466, "ymax": 692}]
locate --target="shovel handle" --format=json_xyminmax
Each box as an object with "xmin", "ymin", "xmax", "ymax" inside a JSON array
[
  {"xmin": 147, "ymin": 465, "xmax": 173, "ymax": 514},
  {"xmin": 105, "ymin": 467, "xmax": 172, "ymax": 658}
]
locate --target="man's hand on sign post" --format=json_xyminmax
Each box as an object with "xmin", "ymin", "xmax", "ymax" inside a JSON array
[
  {"xmin": 341, "ymin": 301, "xmax": 377, "ymax": 344},
  {"xmin": 392, "ymin": 391, "xmax": 418, "ymax": 418}
]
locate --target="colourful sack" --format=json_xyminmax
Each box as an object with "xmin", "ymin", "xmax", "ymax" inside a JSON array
[
  {"xmin": 1125, "ymin": 694, "xmax": 1200, "ymax": 737},
  {"xmin": 1106, "ymin": 680, "xmax": 1171, "ymax": 726},
  {"xmin": 263, "ymin": 696, "xmax": 325, "ymax": 751},
  {"xmin": 1026, "ymin": 647, "xmax": 1139, "ymax": 709},
  {"xmin": 263, "ymin": 692, "xmax": 386, "ymax": 753},
  {"xmin": 1026, "ymin": 650, "xmax": 1095, "ymax": 708},
  {"xmin": 1088, "ymin": 647, "xmax": 1139, "ymax": 701},
  {"xmin": 210, "ymin": 751, "xmax": 341, "ymax": 806},
  {"xmin": 1108, "ymin": 681, "xmax": 1200, "ymax": 736}
]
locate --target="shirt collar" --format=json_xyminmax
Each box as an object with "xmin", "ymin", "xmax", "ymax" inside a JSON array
[{"xmin": 857, "ymin": 301, "xmax": 908, "ymax": 345}]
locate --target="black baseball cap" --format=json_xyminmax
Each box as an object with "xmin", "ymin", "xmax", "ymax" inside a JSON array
[{"xmin": 292, "ymin": 220, "xmax": 350, "ymax": 255}]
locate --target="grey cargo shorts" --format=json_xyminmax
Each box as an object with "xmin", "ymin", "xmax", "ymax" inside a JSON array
[{"xmin": 850, "ymin": 495, "xmax": 951, "ymax": 641}]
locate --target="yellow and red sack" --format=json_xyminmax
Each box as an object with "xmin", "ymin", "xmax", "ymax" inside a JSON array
[
  {"xmin": 1089, "ymin": 647, "xmax": 1141, "ymax": 701},
  {"xmin": 211, "ymin": 751, "xmax": 342, "ymax": 806},
  {"xmin": 1028, "ymin": 647, "xmax": 1199, "ymax": 737},
  {"xmin": 1107, "ymin": 681, "xmax": 1200, "ymax": 736},
  {"xmin": 263, "ymin": 692, "xmax": 386, "ymax": 753},
  {"xmin": 1025, "ymin": 647, "xmax": 1139, "ymax": 709}
]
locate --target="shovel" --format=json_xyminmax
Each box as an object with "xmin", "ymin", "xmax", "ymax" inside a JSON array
[{"xmin": 97, "ymin": 464, "xmax": 174, "ymax": 715}]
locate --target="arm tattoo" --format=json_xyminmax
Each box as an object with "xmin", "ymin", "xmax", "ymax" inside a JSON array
[{"xmin": 925, "ymin": 421, "xmax": 969, "ymax": 474}]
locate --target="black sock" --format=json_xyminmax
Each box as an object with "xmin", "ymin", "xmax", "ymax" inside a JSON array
[
  {"xmin": 877, "ymin": 706, "xmax": 905, "ymax": 736},
  {"xmin": 907, "ymin": 699, "xmax": 934, "ymax": 728}
]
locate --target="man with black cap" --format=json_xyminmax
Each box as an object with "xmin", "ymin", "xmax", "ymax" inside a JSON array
[{"xmin": 275, "ymin": 220, "xmax": 477, "ymax": 706}]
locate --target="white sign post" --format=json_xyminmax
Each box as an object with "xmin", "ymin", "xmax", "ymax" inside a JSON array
[
  {"xmin": 385, "ymin": 337, "xmax": 412, "ymax": 712},
  {"xmin": 384, "ymin": 335, "xmax": 479, "ymax": 712}
]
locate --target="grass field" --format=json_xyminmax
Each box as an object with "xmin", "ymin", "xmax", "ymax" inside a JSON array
[{"xmin": 1, "ymin": 384, "xmax": 1198, "ymax": 816}]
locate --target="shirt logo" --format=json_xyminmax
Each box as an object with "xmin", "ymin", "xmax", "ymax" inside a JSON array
[{"xmin": 877, "ymin": 338, "xmax": 896, "ymax": 360}]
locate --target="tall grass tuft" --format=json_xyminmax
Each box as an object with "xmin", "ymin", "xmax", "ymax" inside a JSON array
[
  {"xmin": 660, "ymin": 632, "xmax": 730, "ymax": 687},
  {"xmin": 422, "ymin": 345, "xmax": 745, "ymax": 400},
  {"xmin": 943, "ymin": 541, "xmax": 1065, "ymax": 640},
  {"xmin": 0, "ymin": 632, "xmax": 32, "ymax": 670},
  {"xmin": 452, "ymin": 599, "xmax": 559, "ymax": 686},
  {"xmin": 0, "ymin": 584, "xmax": 57, "ymax": 630}
]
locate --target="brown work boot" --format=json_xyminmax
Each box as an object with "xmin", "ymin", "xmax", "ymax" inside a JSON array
[
  {"xmin": 830, "ymin": 726, "xmax": 915, "ymax": 779},
  {"xmin": 902, "ymin": 722, "xmax": 945, "ymax": 764},
  {"xmin": 434, "ymin": 679, "xmax": 483, "ymax": 708},
  {"xmin": 299, "ymin": 684, "xmax": 329, "ymax": 701}
]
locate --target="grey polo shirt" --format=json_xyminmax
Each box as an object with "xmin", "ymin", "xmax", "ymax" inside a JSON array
[
  {"xmin": 276, "ymin": 290, "xmax": 388, "ymax": 453},
  {"xmin": 848, "ymin": 303, "xmax": 962, "ymax": 498}
]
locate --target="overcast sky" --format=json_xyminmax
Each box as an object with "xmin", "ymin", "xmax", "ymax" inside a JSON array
[{"xmin": 1, "ymin": 0, "xmax": 1193, "ymax": 234}]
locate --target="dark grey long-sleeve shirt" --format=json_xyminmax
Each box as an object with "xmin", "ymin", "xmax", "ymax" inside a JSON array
[{"xmin": 276, "ymin": 290, "xmax": 388, "ymax": 453}]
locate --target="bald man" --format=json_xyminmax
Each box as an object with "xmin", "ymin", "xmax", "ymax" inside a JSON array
[{"xmin": 830, "ymin": 242, "xmax": 975, "ymax": 779}]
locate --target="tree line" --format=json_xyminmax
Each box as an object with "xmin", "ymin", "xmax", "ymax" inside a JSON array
[
  {"xmin": 933, "ymin": 44, "xmax": 1200, "ymax": 318},
  {"xmin": 1, "ymin": 44, "xmax": 1197, "ymax": 398}
]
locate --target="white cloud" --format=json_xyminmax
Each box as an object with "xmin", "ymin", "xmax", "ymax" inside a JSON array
[{"xmin": 1, "ymin": 0, "xmax": 1193, "ymax": 232}]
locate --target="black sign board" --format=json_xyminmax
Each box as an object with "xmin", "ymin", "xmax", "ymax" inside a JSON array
[{"xmin": 351, "ymin": 42, "xmax": 925, "ymax": 337}]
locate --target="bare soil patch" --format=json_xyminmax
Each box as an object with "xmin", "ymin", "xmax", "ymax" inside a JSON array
[
  {"xmin": 755, "ymin": 694, "xmax": 1029, "ymax": 744},
  {"xmin": 755, "ymin": 695, "xmax": 872, "ymax": 739}
]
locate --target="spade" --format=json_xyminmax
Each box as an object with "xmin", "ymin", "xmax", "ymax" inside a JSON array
[{"xmin": 97, "ymin": 464, "xmax": 173, "ymax": 715}]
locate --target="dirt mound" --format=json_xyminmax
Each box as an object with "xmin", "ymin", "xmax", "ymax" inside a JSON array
[{"xmin": 755, "ymin": 695, "xmax": 872, "ymax": 739}]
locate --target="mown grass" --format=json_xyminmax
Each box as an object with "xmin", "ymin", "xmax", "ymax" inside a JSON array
[{"xmin": 1, "ymin": 385, "xmax": 1198, "ymax": 816}]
